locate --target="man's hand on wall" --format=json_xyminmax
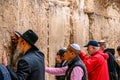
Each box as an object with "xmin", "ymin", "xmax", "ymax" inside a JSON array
[{"xmin": 2, "ymin": 50, "xmax": 8, "ymax": 66}]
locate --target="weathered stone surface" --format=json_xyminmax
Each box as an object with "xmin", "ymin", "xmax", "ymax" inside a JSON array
[{"xmin": 0, "ymin": 0, "xmax": 120, "ymax": 80}]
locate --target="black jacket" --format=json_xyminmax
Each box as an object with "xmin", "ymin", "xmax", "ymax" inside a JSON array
[
  {"xmin": 65, "ymin": 56, "xmax": 87, "ymax": 80},
  {"xmin": 55, "ymin": 61, "xmax": 68, "ymax": 80},
  {"xmin": 104, "ymin": 48, "xmax": 120, "ymax": 80},
  {"xmin": 7, "ymin": 48, "xmax": 45, "ymax": 80}
]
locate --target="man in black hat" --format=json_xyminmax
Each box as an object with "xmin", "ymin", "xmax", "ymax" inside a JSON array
[{"xmin": 2, "ymin": 29, "xmax": 45, "ymax": 80}]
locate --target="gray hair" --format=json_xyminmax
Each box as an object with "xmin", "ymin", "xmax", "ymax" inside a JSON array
[{"xmin": 95, "ymin": 47, "xmax": 100, "ymax": 50}]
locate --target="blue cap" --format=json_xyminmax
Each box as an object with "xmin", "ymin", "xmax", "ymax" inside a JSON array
[{"xmin": 84, "ymin": 40, "xmax": 99, "ymax": 47}]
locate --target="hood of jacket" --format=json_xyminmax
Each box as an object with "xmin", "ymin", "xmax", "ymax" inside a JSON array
[{"xmin": 97, "ymin": 50, "xmax": 109, "ymax": 60}]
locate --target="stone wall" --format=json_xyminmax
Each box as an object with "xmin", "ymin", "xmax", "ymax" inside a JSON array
[{"xmin": 0, "ymin": 0, "xmax": 120, "ymax": 80}]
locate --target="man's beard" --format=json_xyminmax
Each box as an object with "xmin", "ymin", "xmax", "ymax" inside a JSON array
[{"xmin": 11, "ymin": 46, "xmax": 24, "ymax": 71}]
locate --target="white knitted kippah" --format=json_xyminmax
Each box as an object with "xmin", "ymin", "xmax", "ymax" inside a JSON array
[{"xmin": 70, "ymin": 43, "xmax": 80, "ymax": 50}]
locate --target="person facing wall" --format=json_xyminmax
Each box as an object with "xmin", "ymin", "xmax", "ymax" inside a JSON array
[
  {"xmin": 98, "ymin": 40, "xmax": 119, "ymax": 80},
  {"xmin": 55, "ymin": 48, "xmax": 68, "ymax": 80},
  {"xmin": 116, "ymin": 46, "xmax": 120, "ymax": 66},
  {"xmin": 2, "ymin": 29, "xmax": 45, "ymax": 80},
  {"xmin": 79, "ymin": 40, "xmax": 109, "ymax": 80},
  {"xmin": 46, "ymin": 43, "xmax": 88, "ymax": 80}
]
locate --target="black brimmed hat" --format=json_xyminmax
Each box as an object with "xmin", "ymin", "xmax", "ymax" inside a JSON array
[{"xmin": 15, "ymin": 29, "xmax": 38, "ymax": 48}]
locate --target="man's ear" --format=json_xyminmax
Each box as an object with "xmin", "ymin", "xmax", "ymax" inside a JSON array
[
  {"xmin": 22, "ymin": 40, "xmax": 27, "ymax": 47},
  {"xmin": 71, "ymin": 52, "xmax": 74, "ymax": 55}
]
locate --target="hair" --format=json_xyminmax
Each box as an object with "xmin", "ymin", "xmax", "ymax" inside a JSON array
[
  {"xmin": 99, "ymin": 42, "xmax": 106, "ymax": 48},
  {"xmin": 117, "ymin": 46, "xmax": 120, "ymax": 51},
  {"xmin": 95, "ymin": 46, "xmax": 100, "ymax": 50},
  {"xmin": 104, "ymin": 48, "xmax": 115, "ymax": 56},
  {"xmin": 68, "ymin": 45, "xmax": 80, "ymax": 55},
  {"xmin": 57, "ymin": 48, "xmax": 66, "ymax": 57},
  {"xmin": 20, "ymin": 38, "xmax": 31, "ymax": 46}
]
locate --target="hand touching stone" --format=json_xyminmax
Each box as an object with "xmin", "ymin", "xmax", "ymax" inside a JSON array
[{"xmin": 2, "ymin": 50, "xmax": 8, "ymax": 66}]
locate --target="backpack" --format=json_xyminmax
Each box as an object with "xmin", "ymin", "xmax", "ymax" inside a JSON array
[{"xmin": 0, "ymin": 64, "xmax": 11, "ymax": 80}]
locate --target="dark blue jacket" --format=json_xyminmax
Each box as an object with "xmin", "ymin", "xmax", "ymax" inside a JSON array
[
  {"xmin": 0, "ymin": 64, "xmax": 11, "ymax": 80},
  {"xmin": 0, "ymin": 69, "xmax": 3, "ymax": 80},
  {"xmin": 7, "ymin": 48, "xmax": 45, "ymax": 80}
]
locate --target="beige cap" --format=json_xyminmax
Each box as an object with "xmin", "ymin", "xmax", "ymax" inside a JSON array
[{"xmin": 98, "ymin": 40, "xmax": 105, "ymax": 43}]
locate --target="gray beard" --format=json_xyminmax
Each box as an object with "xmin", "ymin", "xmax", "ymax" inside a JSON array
[{"xmin": 11, "ymin": 46, "xmax": 23, "ymax": 71}]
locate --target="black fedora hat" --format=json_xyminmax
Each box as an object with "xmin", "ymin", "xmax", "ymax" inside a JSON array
[{"xmin": 15, "ymin": 29, "xmax": 38, "ymax": 48}]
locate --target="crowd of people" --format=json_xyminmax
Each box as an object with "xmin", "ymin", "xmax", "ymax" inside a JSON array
[{"xmin": 0, "ymin": 29, "xmax": 120, "ymax": 80}]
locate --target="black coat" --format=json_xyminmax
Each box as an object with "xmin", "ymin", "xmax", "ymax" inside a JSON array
[
  {"xmin": 104, "ymin": 48, "xmax": 120, "ymax": 80},
  {"xmin": 55, "ymin": 61, "xmax": 68, "ymax": 80},
  {"xmin": 7, "ymin": 48, "xmax": 45, "ymax": 80}
]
